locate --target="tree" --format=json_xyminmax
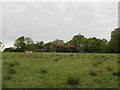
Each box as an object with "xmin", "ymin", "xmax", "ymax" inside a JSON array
[
  {"xmin": 35, "ymin": 41, "xmax": 44, "ymax": 49},
  {"xmin": 39, "ymin": 41, "xmax": 44, "ymax": 46},
  {"xmin": 82, "ymin": 37, "xmax": 107, "ymax": 53},
  {"xmin": 52, "ymin": 39, "xmax": 64, "ymax": 45},
  {"xmin": 25, "ymin": 37, "xmax": 35, "ymax": 50},
  {"xmin": 4, "ymin": 47, "xmax": 15, "ymax": 52},
  {"xmin": 67, "ymin": 34, "xmax": 86, "ymax": 52},
  {"xmin": 55, "ymin": 46, "xmax": 72, "ymax": 52},
  {"xmin": 43, "ymin": 42, "xmax": 52, "ymax": 52},
  {"xmin": 14, "ymin": 36, "xmax": 26, "ymax": 52},
  {"xmin": 25, "ymin": 37, "xmax": 34, "ymax": 45},
  {"xmin": 108, "ymin": 28, "xmax": 120, "ymax": 53},
  {"xmin": 98, "ymin": 38, "xmax": 108, "ymax": 52}
]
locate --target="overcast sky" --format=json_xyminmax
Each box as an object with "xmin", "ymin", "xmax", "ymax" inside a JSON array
[{"xmin": 0, "ymin": 1, "xmax": 118, "ymax": 48}]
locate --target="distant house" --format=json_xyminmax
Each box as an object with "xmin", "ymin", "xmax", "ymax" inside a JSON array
[
  {"xmin": 33, "ymin": 49, "xmax": 47, "ymax": 52},
  {"xmin": 25, "ymin": 50, "xmax": 33, "ymax": 53}
]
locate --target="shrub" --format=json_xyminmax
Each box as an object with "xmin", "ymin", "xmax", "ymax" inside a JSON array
[
  {"xmin": 92, "ymin": 63, "xmax": 98, "ymax": 67},
  {"xmin": 97, "ymin": 61, "xmax": 102, "ymax": 64},
  {"xmin": 70, "ymin": 54, "xmax": 74, "ymax": 56},
  {"xmin": 3, "ymin": 56, "xmax": 7, "ymax": 59},
  {"xmin": 54, "ymin": 59, "xmax": 59, "ymax": 61},
  {"xmin": 118, "ymin": 60, "xmax": 120, "ymax": 63},
  {"xmin": 89, "ymin": 70, "xmax": 97, "ymax": 76},
  {"xmin": 113, "ymin": 71, "xmax": 120, "ymax": 76},
  {"xmin": 4, "ymin": 74, "xmax": 12, "ymax": 80},
  {"xmin": 8, "ymin": 63, "xmax": 16, "ymax": 67},
  {"xmin": 40, "ymin": 69, "xmax": 48, "ymax": 74},
  {"xmin": 4, "ymin": 61, "xmax": 20, "ymax": 67},
  {"xmin": 66, "ymin": 75, "xmax": 80, "ymax": 86},
  {"xmin": 8, "ymin": 67, "xmax": 16, "ymax": 74},
  {"xmin": 107, "ymin": 66, "xmax": 113, "ymax": 72}
]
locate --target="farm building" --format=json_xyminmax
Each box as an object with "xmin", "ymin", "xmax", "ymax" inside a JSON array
[{"xmin": 25, "ymin": 50, "xmax": 33, "ymax": 53}]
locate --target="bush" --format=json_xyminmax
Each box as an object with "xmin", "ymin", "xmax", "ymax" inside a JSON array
[
  {"xmin": 89, "ymin": 70, "xmax": 97, "ymax": 76},
  {"xmin": 92, "ymin": 63, "xmax": 98, "ymax": 67},
  {"xmin": 54, "ymin": 58, "xmax": 59, "ymax": 61},
  {"xmin": 118, "ymin": 60, "xmax": 120, "ymax": 63},
  {"xmin": 40, "ymin": 69, "xmax": 48, "ymax": 74},
  {"xmin": 66, "ymin": 75, "xmax": 80, "ymax": 86},
  {"xmin": 107, "ymin": 66, "xmax": 113, "ymax": 72},
  {"xmin": 70, "ymin": 54, "xmax": 74, "ymax": 56},
  {"xmin": 4, "ymin": 61, "xmax": 20, "ymax": 67},
  {"xmin": 112, "ymin": 71, "xmax": 120, "ymax": 76},
  {"xmin": 4, "ymin": 74, "xmax": 12, "ymax": 80},
  {"xmin": 8, "ymin": 68, "xmax": 16, "ymax": 74}
]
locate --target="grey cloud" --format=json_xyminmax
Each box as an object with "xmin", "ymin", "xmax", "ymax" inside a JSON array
[{"xmin": 2, "ymin": 2, "xmax": 118, "ymax": 46}]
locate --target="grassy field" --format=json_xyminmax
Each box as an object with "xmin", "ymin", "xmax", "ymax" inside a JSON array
[{"xmin": 2, "ymin": 52, "xmax": 119, "ymax": 88}]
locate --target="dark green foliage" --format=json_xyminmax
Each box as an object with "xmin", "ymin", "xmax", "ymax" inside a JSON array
[
  {"xmin": 43, "ymin": 42, "xmax": 52, "ymax": 52},
  {"xmin": 83, "ymin": 37, "xmax": 107, "ymax": 53},
  {"xmin": 3, "ymin": 27, "xmax": 120, "ymax": 53},
  {"xmin": 92, "ymin": 63, "xmax": 98, "ymax": 67},
  {"xmin": 67, "ymin": 34, "xmax": 86, "ymax": 53},
  {"xmin": 40, "ymin": 69, "xmax": 48, "ymax": 74},
  {"xmin": 4, "ymin": 74, "xmax": 12, "ymax": 80},
  {"xmin": 66, "ymin": 76, "xmax": 80, "ymax": 86},
  {"xmin": 54, "ymin": 59, "xmax": 59, "ymax": 61},
  {"xmin": 35, "ymin": 41, "xmax": 44, "ymax": 49},
  {"xmin": 4, "ymin": 61, "xmax": 20, "ymax": 67},
  {"xmin": 70, "ymin": 54, "xmax": 73, "ymax": 56},
  {"xmin": 89, "ymin": 70, "xmax": 97, "ymax": 76},
  {"xmin": 8, "ymin": 67, "xmax": 16, "ymax": 74},
  {"xmin": 3, "ymin": 61, "xmax": 20, "ymax": 81},
  {"xmin": 112, "ymin": 71, "xmax": 120, "ymax": 76},
  {"xmin": 4, "ymin": 47, "xmax": 15, "ymax": 52},
  {"xmin": 108, "ymin": 28, "xmax": 120, "ymax": 53},
  {"xmin": 52, "ymin": 39, "xmax": 64, "ymax": 45},
  {"xmin": 14, "ymin": 36, "xmax": 26, "ymax": 51},
  {"xmin": 55, "ymin": 46, "xmax": 72, "ymax": 52},
  {"xmin": 107, "ymin": 66, "xmax": 113, "ymax": 72},
  {"xmin": 118, "ymin": 60, "xmax": 120, "ymax": 63}
]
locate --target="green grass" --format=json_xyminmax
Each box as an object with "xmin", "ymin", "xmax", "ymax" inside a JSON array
[{"xmin": 2, "ymin": 52, "xmax": 119, "ymax": 88}]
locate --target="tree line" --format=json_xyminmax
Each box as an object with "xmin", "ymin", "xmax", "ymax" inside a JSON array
[{"xmin": 2, "ymin": 27, "xmax": 120, "ymax": 53}]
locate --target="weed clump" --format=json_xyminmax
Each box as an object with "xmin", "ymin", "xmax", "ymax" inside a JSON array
[
  {"xmin": 54, "ymin": 59, "xmax": 59, "ymax": 61},
  {"xmin": 4, "ymin": 74, "xmax": 12, "ymax": 80},
  {"xmin": 4, "ymin": 61, "xmax": 20, "ymax": 67},
  {"xmin": 70, "ymin": 55, "xmax": 74, "ymax": 56},
  {"xmin": 3, "ymin": 56, "xmax": 7, "ymax": 59},
  {"xmin": 89, "ymin": 70, "xmax": 97, "ymax": 76},
  {"xmin": 118, "ymin": 60, "xmax": 120, "ymax": 63},
  {"xmin": 107, "ymin": 66, "xmax": 113, "ymax": 72},
  {"xmin": 112, "ymin": 71, "xmax": 120, "ymax": 76},
  {"xmin": 92, "ymin": 63, "xmax": 98, "ymax": 67},
  {"xmin": 66, "ymin": 75, "xmax": 80, "ymax": 86},
  {"xmin": 3, "ymin": 61, "xmax": 20, "ymax": 81},
  {"xmin": 40, "ymin": 69, "xmax": 48, "ymax": 74},
  {"xmin": 8, "ymin": 68, "xmax": 16, "ymax": 74}
]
